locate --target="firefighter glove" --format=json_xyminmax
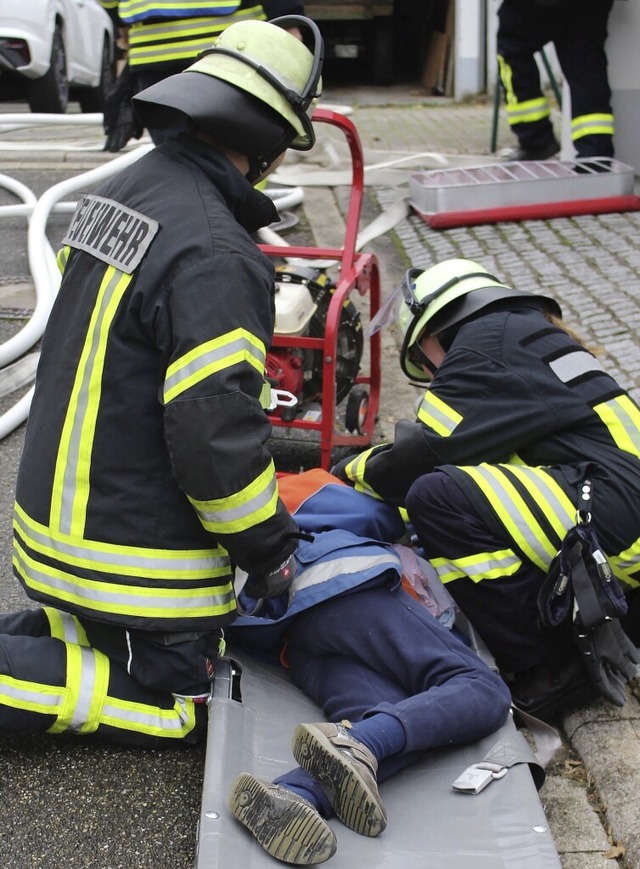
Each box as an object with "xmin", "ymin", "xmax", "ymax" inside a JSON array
[
  {"xmin": 573, "ymin": 618, "xmax": 640, "ymax": 707},
  {"xmin": 243, "ymin": 552, "xmax": 297, "ymax": 599}
]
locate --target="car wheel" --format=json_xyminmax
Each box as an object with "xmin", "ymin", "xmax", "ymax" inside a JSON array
[
  {"xmin": 78, "ymin": 38, "xmax": 113, "ymax": 113},
  {"xmin": 27, "ymin": 24, "xmax": 68, "ymax": 113}
]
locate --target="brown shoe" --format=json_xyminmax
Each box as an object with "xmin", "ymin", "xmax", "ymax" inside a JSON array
[
  {"xmin": 228, "ymin": 773, "xmax": 337, "ymax": 865},
  {"xmin": 292, "ymin": 721, "xmax": 387, "ymax": 837}
]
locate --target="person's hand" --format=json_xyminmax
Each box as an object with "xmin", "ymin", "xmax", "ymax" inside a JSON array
[
  {"xmin": 573, "ymin": 618, "xmax": 640, "ymax": 706},
  {"xmin": 243, "ymin": 552, "xmax": 297, "ymax": 599}
]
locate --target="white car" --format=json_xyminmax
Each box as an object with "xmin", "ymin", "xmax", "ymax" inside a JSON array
[{"xmin": 0, "ymin": 0, "xmax": 114, "ymax": 113}]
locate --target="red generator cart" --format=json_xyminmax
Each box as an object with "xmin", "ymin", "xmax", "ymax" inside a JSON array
[{"xmin": 260, "ymin": 107, "xmax": 381, "ymax": 471}]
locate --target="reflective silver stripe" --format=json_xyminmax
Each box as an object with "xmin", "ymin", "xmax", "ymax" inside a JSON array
[
  {"xmin": 14, "ymin": 543, "xmax": 235, "ymax": 617},
  {"xmin": 548, "ymin": 350, "xmax": 604, "ymax": 383},
  {"xmin": 15, "ymin": 503, "xmax": 230, "ymax": 577},
  {"xmin": 417, "ymin": 391, "xmax": 462, "ymax": 437},
  {"xmin": 194, "ymin": 471, "xmax": 277, "ymax": 528},
  {"xmin": 291, "ymin": 552, "xmax": 401, "ymax": 595},
  {"xmin": 68, "ymin": 646, "xmax": 99, "ymax": 732},
  {"xmin": 101, "ymin": 697, "xmax": 193, "ymax": 734},
  {"xmin": 501, "ymin": 464, "xmax": 574, "ymax": 539},
  {"xmin": 54, "ymin": 267, "xmax": 132, "ymax": 536},
  {"xmin": 44, "ymin": 607, "xmax": 87, "ymax": 645},
  {"xmin": 164, "ymin": 329, "xmax": 266, "ymax": 404},
  {"xmin": 594, "ymin": 396, "xmax": 640, "ymax": 457},
  {"xmin": 433, "ymin": 549, "xmax": 522, "ymax": 585},
  {"xmin": 0, "ymin": 679, "xmax": 62, "ymax": 710},
  {"xmin": 459, "ymin": 465, "xmax": 557, "ymax": 569}
]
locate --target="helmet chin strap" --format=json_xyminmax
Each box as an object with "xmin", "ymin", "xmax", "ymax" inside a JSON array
[{"xmin": 246, "ymin": 128, "xmax": 296, "ymax": 184}]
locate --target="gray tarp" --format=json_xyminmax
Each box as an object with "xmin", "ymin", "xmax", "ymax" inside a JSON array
[{"xmin": 194, "ymin": 647, "xmax": 562, "ymax": 869}]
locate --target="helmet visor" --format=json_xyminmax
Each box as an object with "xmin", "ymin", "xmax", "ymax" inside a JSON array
[{"xmin": 365, "ymin": 268, "xmax": 423, "ymax": 337}]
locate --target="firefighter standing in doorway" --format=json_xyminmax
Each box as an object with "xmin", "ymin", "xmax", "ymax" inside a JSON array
[
  {"xmin": 2, "ymin": 16, "xmax": 323, "ymax": 746},
  {"xmin": 333, "ymin": 259, "xmax": 640, "ymax": 720},
  {"xmin": 497, "ymin": 0, "xmax": 615, "ymax": 161}
]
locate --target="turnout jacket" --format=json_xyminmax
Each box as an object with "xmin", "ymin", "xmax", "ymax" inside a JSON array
[
  {"xmin": 13, "ymin": 133, "xmax": 298, "ymax": 631},
  {"xmin": 105, "ymin": 1, "xmax": 305, "ymax": 72},
  {"xmin": 338, "ymin": 305, "xmax": 640, "ymax": 589}
]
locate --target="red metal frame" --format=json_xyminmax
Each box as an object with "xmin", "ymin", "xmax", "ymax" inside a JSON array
[{"xmin": 260, "ymin": 107, "xmax": 381, "ymax": 471}]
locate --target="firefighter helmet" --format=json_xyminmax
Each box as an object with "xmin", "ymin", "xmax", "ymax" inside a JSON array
[
  {"xmin": 132, "ymin": 16, "xmax": 323, "ymax": 174},
  {"xmin": 391, "ymin": 259, "xmax": 561, "ymax": 382}
]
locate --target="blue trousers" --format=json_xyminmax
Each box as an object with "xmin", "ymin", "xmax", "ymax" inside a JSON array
[{"xmin": 284, "ymin": 585, "xmax": 511, "ymax": 782}]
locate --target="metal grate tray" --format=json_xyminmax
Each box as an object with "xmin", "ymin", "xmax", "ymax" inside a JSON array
[{"xmin": 409, "ymin": 158, "xmax": 636, "ymax": 215}]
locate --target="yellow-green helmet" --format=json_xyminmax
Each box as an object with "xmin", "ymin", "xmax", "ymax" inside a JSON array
[
  {"xmin": 395, "ymin": 259, "xmax": 561, "ymax": 382},
  {"xmin": 133, "ymin": 16, "xmax": 323, "ymax": 174}
]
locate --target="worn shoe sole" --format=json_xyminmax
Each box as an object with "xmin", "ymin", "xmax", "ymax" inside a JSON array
[
  {"xmin": 292, "ymin": 723, "xmax": 387, "ymax": 837},
  {"xmin": 229, "ymin": 773, "xmax": 336, "ymax": 865}
]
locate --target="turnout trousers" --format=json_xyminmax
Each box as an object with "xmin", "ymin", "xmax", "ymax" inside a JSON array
[
  {"xmin": 497, "ymin": 0, "xmax": 615, "ymax": 157},
  {"xmin": 405, "ymin": 471, "xmax": 573, "ymax": 674},
  {"xmin": 0, "ymin": 608, "xmax": 219, "ymax": 745},
  {"xmin": 283, "ymin": 584, "xmax": 511, "ymax": 782}
]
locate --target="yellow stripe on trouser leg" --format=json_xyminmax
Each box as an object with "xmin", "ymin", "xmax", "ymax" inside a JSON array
[{"xmin": 47, "ymin": 642, "xmax": 110, "ymax": 735}]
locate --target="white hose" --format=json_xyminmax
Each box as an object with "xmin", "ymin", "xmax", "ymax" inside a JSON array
[{"xmin": 0, "ymin": 143, "xmax": 153, "ymax": 437}]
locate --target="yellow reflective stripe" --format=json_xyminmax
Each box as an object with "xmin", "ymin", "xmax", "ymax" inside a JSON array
[
  {"xmin": 120, "ymin": 0, "xmax": 240, "ymax": 20},
  {"xmin": 499, "ymin": 464, "xmax": 574, "ymax": 541},
  {"xmin": 164, "ymin": 328, "xmax": 266, "ymax": 404},
  {"xmin": 457, "ymin": 464, "xmax": 557, "ymax": 570},
  {"xmin": 14, "ymin": 540, "xmax": 236, "ymax": 620},
  {"xmin": 100, "ymin": 694, "xmax": 197, "ymax": 738},
  {"xmin": 505, "ymin": 96, "xmax": 551, "ymax": 125},
  {"xmin": 609, "ymin": 535, "xmax": 640, "ymax": 589},
  {"xmin": 571, "ymin": 113, "xmax": 614, "ymax": 140},
  {"xmin": 127, "ymin": 7, "xmax": 266, "ymax": 64},
  {"xmin": 343, "ymin": 446, "xmax": 385, "ymax": 499},
  {"xmin": 44, "ymin": 606, "xmax": 89, "ymax": 646},
  {"xmin": 15, "ymin": 501, "xmax": 231, "ymax": 580},
  {"xmin": 432, "ymin": 548, "xmax": 522, "ymax": 585},
  {"xmin": 56, "ymin": 244, "xmax": 71, "ymax": 274},
  {"xmin": 498, "ymin": 58, "xmax": 551, "ymax": 122},
  {"xmin": 50, "ymin": 266, "xmax": 133, "ymax": 537},
  {"xmin": 48, "ymin": 644, "xmax": 109, "ymax": 735},
  {"xmin": 190, "ymin": 461, "xmax": 279, "ymax": 533},
  {"xmin": 417, "ymin": 390, "xmax": 462, "ymax": 436},
  {"xmin": 593, "ymin": 396, "xmax": 640, "ymax": 457}
]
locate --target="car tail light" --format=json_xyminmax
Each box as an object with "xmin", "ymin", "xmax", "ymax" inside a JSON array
[{"xmin": 0, "ymin": 38, "xmax": 31, "ymax": 69}]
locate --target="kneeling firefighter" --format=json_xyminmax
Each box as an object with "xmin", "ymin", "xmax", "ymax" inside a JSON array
[
  {"xmin": 333, "ymin": 258, "xmax": 640, "ymax": 720},
  {"xmin": 4, "ymin": 17, "xmax": 324, "ymax": 745}
]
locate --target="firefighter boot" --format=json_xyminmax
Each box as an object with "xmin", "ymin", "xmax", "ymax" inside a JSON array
[
  {"xmin": 228, "ymin": 773, "xmax": 337, "ymax": 865},
  {"xmin": 292, "ymin": 720, "xmax": 387, "ymax": 837}
]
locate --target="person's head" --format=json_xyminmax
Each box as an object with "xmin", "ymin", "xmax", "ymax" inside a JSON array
[
  {"xmin": 132, "ymin": 15, "xmax": 323, "ymax": 182},
  {"xmin": 367, "ymin": 258, "xmax": 562, "ymax": 383}
]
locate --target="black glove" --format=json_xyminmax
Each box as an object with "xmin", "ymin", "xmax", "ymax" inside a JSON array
[
  {"xmin": 103, "ymin": 64, "xmax": 144, "ymax": 153},
  {"xmin": 573, "ymin": 618, "xmax": 640, "ymax": 707},
  {"xmin": 243, "ymin": 552, "xmax": 297, "ymax": 600}
]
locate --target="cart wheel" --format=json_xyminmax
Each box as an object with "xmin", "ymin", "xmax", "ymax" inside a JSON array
[{"xmin": 345, "ymin": 387, "xmax": 369, "ymax": 434}]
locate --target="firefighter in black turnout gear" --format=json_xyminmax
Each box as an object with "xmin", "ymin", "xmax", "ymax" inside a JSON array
[
  {"xmin": 333, "ymin": 259, "xmax": 640, "ymax": 720},
  {"xmin": 497, "ymin": 0, "xmax": 615, "ymax": 161},
  {"xmin": 2, "ymin": 17, "xmax": 324, "ymax": 745}
]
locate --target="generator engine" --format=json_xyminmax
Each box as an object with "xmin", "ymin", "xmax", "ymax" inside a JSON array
[{"xmin": 266, "ymin": 266, "xmax": 363, "ymax": 422}]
